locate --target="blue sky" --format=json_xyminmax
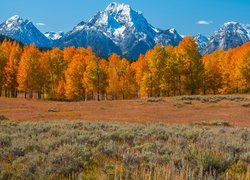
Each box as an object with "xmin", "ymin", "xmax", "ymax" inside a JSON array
[{"xmin": 0, "ymin": 0, "xmax": 249, "ymax": 36}]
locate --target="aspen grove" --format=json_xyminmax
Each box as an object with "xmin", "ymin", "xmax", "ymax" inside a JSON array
[{"xmin": 0, "ymin": 37, "xmax": 249, "ymax": 101}]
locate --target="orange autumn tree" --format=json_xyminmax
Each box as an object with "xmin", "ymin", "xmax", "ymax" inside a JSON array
[
  {"xmin": 43, "ymin": 48, "xmax": 66, "ymax": 99},
  {"xmin": 219, "ymin": 49, "xmax": 236, "ymax": 94},
  {"xmin": 132, "ymin": 54, "xmax": 146, "ymax": 97},
  {"xmin": 83, "ymin": 58, "xmax": 108, "ymax": 101},
  {"xmin": 3, "ymin": 41, "xmax": 22, "ymax": 97},
  {"xmin": 232, "ymin": 42, "xmax": 250, "ymax": 93},
  {"xmin": 0, "ymin": 40, "xmax": 12, "ymax": 96},
  {"xmin": 17, "ymin": 44, "xmax": 44, "ymax": 98},
  {"xmin": 177, "ymin": 36, "xmax": 203, "ymax": 95},
  {"xmin": 142, "ymin": 44, "xmax": 166, "ymax": 97},
  {"xmin": 107, "ymin": 54, "xmax": 136, "ymax": 99},
  {"xmin": 202, "ymin": 51, "xmax": 223, "ymax": 94},
  {"xmin": 240, "ymin": 51, "xmax": 250, "ymax": 92},
  {"xmin": 65, "ymin": 48, "xmax": 93, "ymax": 100},
  {"xmin": 161, "ymin": 45, "xmax": 179, "ymax": 96},
  {"xmin": 64, "ymin": 46, "xmax": 76, "ymax": 64}
]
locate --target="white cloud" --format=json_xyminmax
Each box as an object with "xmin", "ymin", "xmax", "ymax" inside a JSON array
[
  {"xmin": 196, "ymin": 20, "xmax": 213, "ymax": 25},
  {"xmin": 36, "ymin": 22, "xmax": 45, "ymax": 26}
]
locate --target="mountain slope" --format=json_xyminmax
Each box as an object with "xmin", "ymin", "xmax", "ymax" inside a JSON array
[
  {"xmin": 0, "ymin": 15, "xmax": 51, "ymax": 47},
  {"xmin": 59, "ymin": 2, "xmax": 182, "ymax": 59},
  {"xmin": 193, "ymin": 34, "xmax": 209, "ymax": 52},
  {"xmin": 202, "ymin": 22, "xmax": 249, "ymax": 54},
  {"xmin": 243, "ymin": 24, "xmax": 250, "ymax": 39},
  {"xmin": 54, "ymin": 28, "xmax": 122, "ymax": 57}
]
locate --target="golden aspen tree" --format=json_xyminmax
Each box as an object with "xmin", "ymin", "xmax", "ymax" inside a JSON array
[
  {"xmin": 107, "ymin": 54, "xmax": 136, "ymax": 99},
  {"xmin": 107, "ymin": 54, "xmax": 121, "ymax": 99},
  {"xmin": 132, "ymin": 54, "xmax": 146, "ymax": 97},
  {"xmin": 237, "ymin": 42, "xmax": 250, "ymax": 92},
  {"xmin": 63, "ymin": 46, "xmax": 76, "ymax": 64},
  {"xmin": 55, "ymin": 80, "xmax": 66, "ymax": 100},
  {"xmin": 17, "ymin": 44, "xmax": 42, "ymax": 98},
  {"xmin": 3, "ymin": 42, "xmax": 22, "ymax": 97},
  {"xmin": 0, "ymin": 41, "xmax": 10, "ymax": 96},
  {"xmin": 142, "ymin": 44, "xmax": 166, "ymax": 97},
  {"xmin": 177, "ymin": 36, "xmax": 203, "ymax": 95},
  {"xmin": 83, "ymin": 57, "xmax": 108, "ymax": 101},
  {"xmin": 65, "ymin": 53, "xmax": 87, "ymax": 100},
  {"xmin": 240, "ymin": 52, "xmax": 250, "ymax": 92},
  {"xmin": 219, "ymin": 49, "xmax": 234, "ymax": 94},
  {"xmin": 118, "ymin": 58, "xmax": 137, "ymax": 99},
  {"xmin": 202, "ymin": 51, "xmax": 223, "ymax": 94},
  {"xmin": 161, "ymin": 45, "xmax": 178, "ymax": 96},
  {"xmin": 44, "ymin": 48, "xmax": 66, "ymax": 99}
]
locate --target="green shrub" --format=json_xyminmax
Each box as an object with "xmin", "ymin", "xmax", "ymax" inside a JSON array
[
  {"xmin": 48, "ymin": 107, "xmax": 60, "ymax": 112},
  {"xmin": 200, "ymin": 152, "xmax": 232, "ymax": 174},
  {"xmin": 147, "ymin": 97, "xmax": 164, "ymax": 102},
  {"xmin": 0, "ymin": 120, "xmax": 249, "ymax": 179},
  {"xmin": 176, "ymin": 95, "xmax": 249, "ymax": 103},
  {"xmin": 47, "ymin": 145, "xmax": 82, "ymax": 178},
  {"xmin": 0, "ymin": 115, "xmax": 9, "ymax": 121},
  {"xmin": 242, "ymin": 102, "xmax": 250, "ymax": 107}
]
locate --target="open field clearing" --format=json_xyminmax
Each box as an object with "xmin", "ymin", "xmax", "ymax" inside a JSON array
[
  {"xmin": 0, "ymin": 95, "xmax": 249, "ymax": 127},
  {"xmin": 0, "ymin": 95, "xmax": 250, "ymax": 179}
]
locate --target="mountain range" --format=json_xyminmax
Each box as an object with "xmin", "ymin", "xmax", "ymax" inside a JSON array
[{"xmin": 0, "ymin": 2, "xmax": 249, "ymax": 59}]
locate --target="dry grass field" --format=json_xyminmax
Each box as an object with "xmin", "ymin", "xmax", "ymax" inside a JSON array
[
  {"xmin": 0, "ymin": 94, "xmax": 249, "ymax": 127},
  {"xmin": 0, "ymin": 95, "xmax": 250, "ymax": 179}
]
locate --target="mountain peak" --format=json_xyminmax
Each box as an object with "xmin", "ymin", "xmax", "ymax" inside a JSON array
[
  {"xmin": 202, "ymin": 21, "xmax": 249, "ymax": 55},
  {"xmin": 67, "ymin": 2, "xmax": 182, "ymax": 58},
  {"xmin": 0, "ymin": 15, "xmax": 29, "ymax": 32},
  {"xmin": 8, "ymin": 15, "xmax": 21, "ymax": 21},
  {"xmin": 0, "ymin": 15, "xmax": 51, "ymax": 47},
  {"xmin": 4, "ymin": 15, "xmax": 27, "ymax": 26},
  {"xmin": 224, "ymin": 21, "xmax": 239, "ymax": 26},
  {"xmin": 105, "ymin": 2, "xmax": 131, "ymax": 12},
  {"xmin": 169, "ymin": 28, "xmax": 177, "ymax": 34}
]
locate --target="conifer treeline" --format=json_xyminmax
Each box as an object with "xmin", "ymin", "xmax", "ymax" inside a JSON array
[{"xmin": 0, "ymin": 37, "xmax": 249, "ymax": 101}]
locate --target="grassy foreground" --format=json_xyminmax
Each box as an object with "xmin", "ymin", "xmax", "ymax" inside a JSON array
[{"xmin": 0, "ymin": 120, "xmax": 249, "ymax": 179}]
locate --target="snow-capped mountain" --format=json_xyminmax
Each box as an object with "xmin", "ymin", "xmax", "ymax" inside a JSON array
[
  {"xmin": 193, "ymin": 34, "xmax": 209, "ymax": 52},
  {"xmin": 58, "ymin": 2, "xmax": 182, "ymax": 58},
  {"xmin": 54, "ymin": 28, "xmax": 122, "ymax": 57},
  {"xmin": 0, "ymin": 15, "xmax": 51, "ymax": 47},
  {"xmin": 243, "ymin": 24, "xmax": 250, "ymax": 39},
  {"xmin": 44, "ymin": 31, "xmax": 64, "ymax": 40},
  {"xmin": 202, "ymin": 22, "xmax": 249, "ymax": 55}
]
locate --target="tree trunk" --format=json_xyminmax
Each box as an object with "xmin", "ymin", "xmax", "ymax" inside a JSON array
[
  {"xmin": 38, "ymin": 90, "xmax": 41, "ymax": 99},
  {"xmin": 29, "ymin": 89, "xmax": 33, "ymax": 99},
  {"xmin": 4, "ymin": 88, "xmax": 7, "ymax": 97},
  {"xmin": 97, "ymin": 91, "xmax": 100, "ymax": 101},
  {"xmin": 11, "ymin": 88, "xmax": 15, "ymax": 98}
]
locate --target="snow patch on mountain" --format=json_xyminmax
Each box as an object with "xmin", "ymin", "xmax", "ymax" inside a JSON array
[
  {"xmin": 44, "ymin": 31, "xmax": 64, "ymax": 40},
  {"xmin": 243, "ymin": 24, "xmax": 250, "ymax": 39}
]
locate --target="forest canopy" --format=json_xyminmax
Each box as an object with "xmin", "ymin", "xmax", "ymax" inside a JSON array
[{"xmin": 0, "ymin": 37, "xmax": 249, "ymax": 101}]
